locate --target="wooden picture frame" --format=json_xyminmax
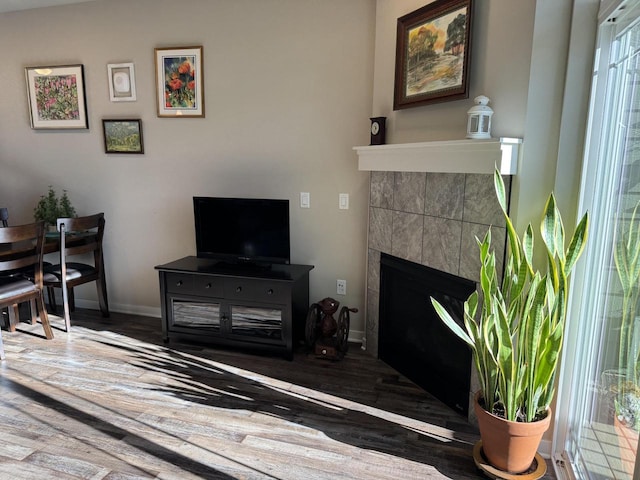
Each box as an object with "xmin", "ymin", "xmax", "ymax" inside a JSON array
[
  {"xmin": 393, "ymin": 0, "xmax": 473, "ymax": 110},
  {"xmin": 107, "ymin": 63, "xmax": 136, "ymax": 102},
  {"xmin": 102, "ymin": 119, "xmax": 144, "ymax": 154},
  {"xmin": 25, "ymin": 64, "xmax": 88, "ymax": 129},
  {"xmin": 155, "ymin": 46, "xmax": 204, "ymax": 117}
]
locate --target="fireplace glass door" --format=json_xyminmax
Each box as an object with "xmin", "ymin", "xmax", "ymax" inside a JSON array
[{"xmin": 379, "ymin": 253, "xmax": 475, "ymax": 417}]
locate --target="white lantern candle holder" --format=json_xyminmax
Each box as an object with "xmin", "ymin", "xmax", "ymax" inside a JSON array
[{"xmin": 466, "ymin": 95, "xmax": 493, "ymax": 139}]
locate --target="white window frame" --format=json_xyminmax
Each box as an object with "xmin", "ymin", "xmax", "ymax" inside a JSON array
[{"xmin": 554, "ymin": 1, "xmax": 640, "ymax": 478}]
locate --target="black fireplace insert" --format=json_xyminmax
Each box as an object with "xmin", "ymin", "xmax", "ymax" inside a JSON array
[{"xmin": 379, "ymin": 253, "xmax": 476, "ymax": 416}]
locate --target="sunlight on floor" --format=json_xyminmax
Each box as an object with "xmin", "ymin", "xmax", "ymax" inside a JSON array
[{"xmin": 0, "ymin": 317, "xmax": 481, "ymax": 479}]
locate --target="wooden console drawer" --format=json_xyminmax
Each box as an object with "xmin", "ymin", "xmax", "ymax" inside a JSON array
[
  {"xmin": 192, "ymin": 276, "xmax": 224, "ymax": 297},
  {"xmin": 224, "ymin": 278, "xmax": 288, "ymax": 303},
  {"xmin": 165, "ymin": 273, "xmax": 194, "ymax": 293},
  {"xmin": 166, "ymin": 273, "xmax": 223, "ymax": 297}
]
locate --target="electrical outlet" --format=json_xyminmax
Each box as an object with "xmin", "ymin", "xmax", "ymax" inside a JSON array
[
  {"xmin": 300, "ymin": 192, "xmax": 310, "ymax": 208},
  {"xmin": 337, "ymin": 279, "xmax": 346, "ymax": 295}
]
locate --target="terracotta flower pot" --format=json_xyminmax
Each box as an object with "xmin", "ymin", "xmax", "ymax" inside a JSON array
[
  {"xmin": 614, "ymin": 416, "xmax": 638, "ymax": 476},
  {"xmin": 474, "ymin": 392, "xmax": 551, "ymax": 473}
]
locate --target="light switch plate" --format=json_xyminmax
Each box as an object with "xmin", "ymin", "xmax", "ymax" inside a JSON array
[
  {"xmin": 339, "ymin": 193, "xmax": 349, "ymax": 210},
  {"xmin": 300, "ymin": 192, "xmax": 310, "ymax": 208}
]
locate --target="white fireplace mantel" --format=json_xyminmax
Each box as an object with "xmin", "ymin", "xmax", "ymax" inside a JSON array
[{"xmin": 353, "ymin": 137, "xmax": 521, "ymax": 175}]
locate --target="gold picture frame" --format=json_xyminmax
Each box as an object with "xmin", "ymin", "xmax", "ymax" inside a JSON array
[{"xmin": 154, "ymin": 46, "xmax": 204, "ymax": 118}]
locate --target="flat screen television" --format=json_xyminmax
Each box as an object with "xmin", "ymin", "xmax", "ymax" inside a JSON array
[{"xmin": 193, "ymin": 197, "xmax": 290, "ymax": 265}]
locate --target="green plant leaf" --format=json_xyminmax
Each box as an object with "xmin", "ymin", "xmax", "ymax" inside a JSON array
[
  {"xmin": 494, "ymin": 170, "xmax": 508, "ymax": 213},
  {"xmin": 565, "ymin": 213, "xmax": 589, "ymax": 275},
  {"xmin": 522, "ymin": 224, "xmax": 534, "ymax": 271},
  {"xmin": 431, "ymin": 298, "xmax": 474, "ymax": 347},
  {"xmin": 430, "ymin": 168, "xmax": 589, "ymax": 422},
  {"xmin": 541, "ymin": 193, "xmax": 558, "ymax": 257}
]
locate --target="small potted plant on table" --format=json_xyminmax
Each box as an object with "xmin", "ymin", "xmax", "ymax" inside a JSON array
[
  {"xmin": 432, "ymin": 170, "xmax": 589, "ymax": 475},
  {"xmin": 33, "ymin": 186, "xmax": 77, "ymax": 230}
]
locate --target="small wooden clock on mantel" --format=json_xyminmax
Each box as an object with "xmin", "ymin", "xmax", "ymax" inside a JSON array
[{"xmin": 370, "ymin": 117, "xmax": 386, "ymax": 145}]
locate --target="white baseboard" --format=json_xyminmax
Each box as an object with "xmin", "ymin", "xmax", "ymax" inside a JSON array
[
  {"xmin": 349, "ymin": 329, "xmax": 364, "ymax": 345},
  {"xmin": 71, "ymin": 298, "xmax": 161, "ymax": 318},
  {"xmin": 539, "ymin": 438, "xmax": 552, "ymax": 458}
]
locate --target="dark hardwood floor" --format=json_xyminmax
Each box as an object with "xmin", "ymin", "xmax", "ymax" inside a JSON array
[{"xmin": 0, "ymin": 309, "xmax": 556, "ymax": 479}]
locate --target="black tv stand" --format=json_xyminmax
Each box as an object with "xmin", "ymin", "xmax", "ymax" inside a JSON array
[
  {"xmin": 155, "ymin": 256, "xmax": 314, "ymax": 360},
  {"xmin": 214, "ymin": 260, "xmax": 273, "ymax": 272}
]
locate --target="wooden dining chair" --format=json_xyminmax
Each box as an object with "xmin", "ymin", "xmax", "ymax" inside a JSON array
[
  {"xmin": 0, "ymin": 208, "xmax": 51, "ymax": 326},
  {"xmin": 0, "ymin": 221, "xmax": 54, "ymax": 358},
  {"xmin": 0, "ymin": 208, "xmax": 8, "ymax": 228},
  {"xmin": 43, "ymin": 213, "xmax": 109, "ymax": 332},
  {"xmin": 0, "ymin": 207, "xmax": 17, "ymax": 326}
]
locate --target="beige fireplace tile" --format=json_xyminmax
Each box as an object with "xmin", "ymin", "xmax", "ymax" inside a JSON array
[
  {"xmin": 463, "ymin": 174, "xmax": 504, "ymax": 225},
  {"xmin": 370, "ymin": 171, "xmax": 394, "ymax": 209},
  {"xmin": 391, "ymin": 211, "xmax": 423, "ymax": 263},
  {"xmin": 393, "ymin": 172, "xmax": 425, "ymax": 214},
  {"xmin": 367, "ymin": 248, "xmax": 381, "ymax": 293},
  {"xmin": 421, "ymin": 216, "xmax": 462, "ymax": 276},
  {"xmin": 366, "ymin": 287, "xmax": 379, "ymax": 356},
  {"xmin": 369, "ymin": 207, "xmax": 393, "ymax": 253},
  {"xmin": 425, "ymin": 173, "xmax": 465, "ymax": 220},
  {"xmin": 365, "ymin": 170, "xmax": 510, "ymax": 368}
]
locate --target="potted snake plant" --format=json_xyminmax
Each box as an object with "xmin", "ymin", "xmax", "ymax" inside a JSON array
[
  {"xmin": 431, "ymin": 169, "xmax": 589, "ymax": 473},
  {"xmin": 613, "ymin": 200, "xmax": 640, "ymax": 455}
]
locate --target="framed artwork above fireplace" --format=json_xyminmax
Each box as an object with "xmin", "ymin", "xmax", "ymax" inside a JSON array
[{"xmin": 393, "ymin": 0, "xmax": 473, "ymax": 110}]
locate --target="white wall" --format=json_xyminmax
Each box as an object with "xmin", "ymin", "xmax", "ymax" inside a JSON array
[{"xmin": 0, "ymin": 0, "xmax": 376, "ymax": 337}]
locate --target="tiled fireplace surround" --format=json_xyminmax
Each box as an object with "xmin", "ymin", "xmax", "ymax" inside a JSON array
[
  {"xmin": 356, "ymin": 139, "xmax": 517, "ymax": 420},
  {"xmin": 364, "ymin": 171, "xmax": 510, "ymax": 360}
]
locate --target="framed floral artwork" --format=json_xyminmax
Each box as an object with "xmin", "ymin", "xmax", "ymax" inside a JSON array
[
  {"xmin": 393, "ymin": 0, "xmax": 473, "ymax": 110},
  {"xmin": 107, "ymin": 62, "xmax": 136, "ymax": 102},
  {"xmin": 102, "ymin": 119, "xmax": 144, "ymax": 154},
  {"xmin": 154, "ymin": 46, "xmax": 204, "ymax": 117},
  {"xmin": 25, "ymin": 64, "xmax": 88, "ymax": 129}
]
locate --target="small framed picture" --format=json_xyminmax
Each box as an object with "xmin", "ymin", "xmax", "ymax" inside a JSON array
[
  {"xmin": 155, "ymin": 46, "xmax": 204, "ymax": 118},
  {"xmin": 107, "ymin": 63, "xmax": 136, "ymax": 102},
  {"xmin": 25, "ymin": 64, "xmax": 88, "ymax": 129},
  {"xmin": 393, "ymin": 0, "xmax": 473, "ymax": 110},
  {"xmin": 102, "ymin": 119, "xmax": 144, "ymax": 154}
]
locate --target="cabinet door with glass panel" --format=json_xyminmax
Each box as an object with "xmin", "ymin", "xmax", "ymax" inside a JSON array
[
  {"xmin": 167, "ymin": 273, "xmax": 225, "ymax": 333},
  {"xmin": 223, "ymin": 278, "xmax": 289, "ymax": 343}
]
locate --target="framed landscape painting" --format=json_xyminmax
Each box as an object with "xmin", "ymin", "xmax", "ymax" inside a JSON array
[
  {"xmin": 393, "ymin": 0, "xmax": 473, "ymax": 110},
  {"xmin": 25, "ymin": 64, "xmax": 88, "ymax": 129},
  {"xmin": 155, "ymin": 46, "xmax": 204, "ymax": 117},
  {"xmin": 102, "ymin": 119, "xmax": 144, "ymax": 154}
]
